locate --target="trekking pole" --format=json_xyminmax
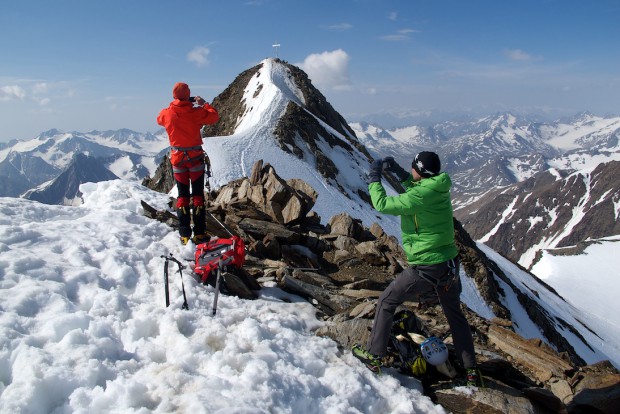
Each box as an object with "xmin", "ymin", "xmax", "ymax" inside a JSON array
[
  {"xmin": 207, "ymin": 211, "xmax": 235, "ymax": 238},
  {"xmin": 161, "ymin": 254, "xmax": 189, "ymax": 310},
  {"xmin": 162, "ymin": 255, "xmax": 170, "ymax": 307}
]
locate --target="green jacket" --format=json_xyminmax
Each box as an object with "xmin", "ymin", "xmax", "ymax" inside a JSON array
[{"xmin": 369, "ymin": 172, "xmax": 458, "ymax": 265}]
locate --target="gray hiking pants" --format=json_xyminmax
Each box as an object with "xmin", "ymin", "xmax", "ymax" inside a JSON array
[{"xmin": 366, "ymin": 257, "xmax": 477, "ymax": 369}]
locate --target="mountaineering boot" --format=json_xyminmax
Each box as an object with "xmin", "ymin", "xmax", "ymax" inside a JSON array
[
  {"xmin": 466, "ymin": 368, "xmax": 484, "ymax": 387},
  {"xmin": 352, "ymin": 344, "xmax": 382, "ymax": 373},
  {"xmin": 193, "ymin": 234, "xmax": 207, "ymax": 245},
  {"xmin": 180, "ymin": 236, "xmax": 191, "ymax": 245}
]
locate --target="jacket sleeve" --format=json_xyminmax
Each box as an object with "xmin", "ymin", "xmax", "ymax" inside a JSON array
[
  {"xmin": 156, "ymin": 109, "xmax": 167, "ymax": 127},
  {"xmin": 369, "ymin": 181, "xmax": 424, "ymax": 216},
  {"xmin": 198, "ymin": 103, "xmax": 219, "ymax": 125}
]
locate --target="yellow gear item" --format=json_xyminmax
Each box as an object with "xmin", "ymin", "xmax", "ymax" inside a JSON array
[{"xmin": 408, "ymin": 357, "xmax": 427, "ymax": 377}]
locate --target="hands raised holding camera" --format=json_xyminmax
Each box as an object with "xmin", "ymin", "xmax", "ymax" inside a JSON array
[
  {"xmin": 369, "ymin": 156, "xmax": 410, "ymax": 184},
  {"xmin": 189, "ymin": 96, "xmax": 207, "ymax": 105}
]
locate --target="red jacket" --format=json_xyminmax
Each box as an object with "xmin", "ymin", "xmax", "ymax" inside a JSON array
[{"xmin": 157, "ymin": 100, "xmax": 219, "ymax": 164}]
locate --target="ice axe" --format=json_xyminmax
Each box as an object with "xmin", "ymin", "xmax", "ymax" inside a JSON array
[
  {"xmin": 161, "ymin": 253, "xmax": 189, "ymax": 310},
  {"xmin": 212, "ymin": 252, "xmax": 235, "ymax": 316}
]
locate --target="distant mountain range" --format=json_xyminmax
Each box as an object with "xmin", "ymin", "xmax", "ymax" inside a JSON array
[
  {"xmin": 1, "ymin": 58, "xmax": 619, "ymax": 371},
  {"xmin": 0, "ymin": 128, "xmax": 169, "ymax": 201},
  {"xmin": 352, "ymin": 112, "xmax": 620, "ymax": 269},
  {"xmin": 457, "ymin": 160, "xmax": 620, "ymax": 269},
  {"xmin": 351, "ymin": 112, "xmax": 620, "ymax": 208},
  {"xmin": 2, "ymin": 70, "xmax": 619, "ymax": 272},
  {"xmin": 24, "ymin": 153, "xmax": 120, "ymax": 205}
]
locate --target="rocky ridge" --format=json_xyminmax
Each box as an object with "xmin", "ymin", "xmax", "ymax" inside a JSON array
[
  {"xmin": 142, "ymin": 160, "xmax": 620, "ymax": 414},
  {"xmin": 200, "ymin": 59, "xmax": 373, "ymax": 200}
]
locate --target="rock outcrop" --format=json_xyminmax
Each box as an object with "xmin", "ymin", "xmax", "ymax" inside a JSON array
[{"xmin": 142, "ymin": 160, "xmax": 619, "ymax": 414}]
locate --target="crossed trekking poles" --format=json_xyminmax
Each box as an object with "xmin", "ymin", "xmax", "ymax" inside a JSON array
[{"xmin": 161, "ymin": 250, "xmax": 234, "ymax": 315}]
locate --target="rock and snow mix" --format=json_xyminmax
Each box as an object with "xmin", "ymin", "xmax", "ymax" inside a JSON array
[{"xmin": 0, "ymin": 180, "xmax": 444, "ymax": 414}]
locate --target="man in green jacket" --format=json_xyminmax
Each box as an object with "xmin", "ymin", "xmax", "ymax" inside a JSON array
[{"xmin": 353, "ymin": 151, "xmax": 480, "ymax": 386}]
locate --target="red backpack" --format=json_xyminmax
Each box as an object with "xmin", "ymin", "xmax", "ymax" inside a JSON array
[{"xmin": 194, "ymin": 236, "xmax": 245, "ymax": 284}]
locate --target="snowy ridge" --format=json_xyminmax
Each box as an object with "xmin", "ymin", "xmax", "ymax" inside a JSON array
[
  {"xmin": 0, "ymin": 181, "xmax": 444, "ymax": 413},
  {"xmin": 203, "ymin": 59, "xmax": 402, "ymax": 238},
  {"xmin": 2, "ymin": 180, "xmax": 618, "ymax": 413}
]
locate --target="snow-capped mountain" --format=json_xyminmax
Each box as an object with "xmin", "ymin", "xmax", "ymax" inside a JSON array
[
  {"xmin": 350, "ymin": 112, "xmax": 620, "ymax": 209},
  {"xmin": 0, "ymin": 128, "xmax": 169, "ymax": 199},
  {"xmin": 24, "ymin": 153, "xmax": 120, "ymax": 205},
  {"xmin": 0, "ymin": 150, "xmax": 60, "ymax": 198},
  {"xmin": 455, "ymin": 160, "xmax": 620, "ymax": 268},
  {"xmin": 192, "ymin": 59, "xmax": 401, "ymax": 236}
]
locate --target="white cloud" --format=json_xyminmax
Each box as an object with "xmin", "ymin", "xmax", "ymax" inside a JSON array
[
  {"xmin": 0, "ymin": 85, "xmax": 26, "ymax": 101},
  {"xmin": 388, "ymin": 12, "xmax": 398, "ymax": 21},
  {"xmin": 296, "ymin": 49, "xmax": 352, "ymax": 91},
  {"xmin": 504, "ymin": 48, "xmax": 532, "ymax": 61},
  {"xmin": 381, "ymin": 29, "xmax": 419, "ymax": 41},
  {"xmin": 187, "ymin": 46, "xmax": 210, "ymax": 67},
  {"xmin": 324, "ymin": 23, "xmax": 353, "ymax": 31},
  {"xmin": 32, "ymin": 82, "xmax": 48, "ymax": 95},
  {"xmin": 381, "ymin": 34, "xmax": 408, "ymax": 41}
]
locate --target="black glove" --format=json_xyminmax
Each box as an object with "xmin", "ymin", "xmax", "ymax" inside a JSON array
[
  {"xmin": 369, "ymin": 159, "xmax": 384, "ymax": 183},
  {"xmin": 383, "ymin": 156, "xmax": 410, "ymax": 181}
]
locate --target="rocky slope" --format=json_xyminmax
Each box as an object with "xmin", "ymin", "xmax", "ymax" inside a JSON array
[
  {"xmin": 142, "ymin": 160, "xmax": 620, "ymax": 414},
  {"xmin": 455, "ymin": 160, "xmax": 620, "ymax": 269}
]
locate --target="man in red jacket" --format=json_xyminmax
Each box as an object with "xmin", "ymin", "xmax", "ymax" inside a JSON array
[{"xmin": 157, "ymin": 82, "xmax": 219, "ymax": 245}]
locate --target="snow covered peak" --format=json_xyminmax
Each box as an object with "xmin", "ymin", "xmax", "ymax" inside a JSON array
[
  {"xmin": 233, "ymin": 59, "xmax": 305, "ymax": 134},
  {"xmin": 199, "ymin": 58, "xmax": 396, "ymax": 235}
]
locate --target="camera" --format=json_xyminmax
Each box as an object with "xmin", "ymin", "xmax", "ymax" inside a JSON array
[{"xmin": 188, "ymin": 97, "xmax": 196, "ymax": 102}]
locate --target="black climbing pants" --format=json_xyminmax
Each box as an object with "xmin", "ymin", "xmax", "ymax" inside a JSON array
[{"xmin": 366, "ymin": 257, "xmax": 477, "ymax": 369}]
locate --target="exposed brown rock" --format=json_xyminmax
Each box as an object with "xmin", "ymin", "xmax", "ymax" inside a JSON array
[
  {"xmin": 141, "ymin": 160, "xmax": 619, "ymax": 414},
  {"xmin": 488, "ymin": 325, "xmax": 574, "ymax": 383}
]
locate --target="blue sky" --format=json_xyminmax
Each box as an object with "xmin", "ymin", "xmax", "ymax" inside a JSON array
[{"xmin": 1, "ymin": 0, "xmax": 619, "ymax": 142}]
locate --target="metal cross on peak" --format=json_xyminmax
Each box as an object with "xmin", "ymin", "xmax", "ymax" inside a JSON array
[{"xmin": 272, "ymin": 42, "xmax": 281, "ymax": 59}]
